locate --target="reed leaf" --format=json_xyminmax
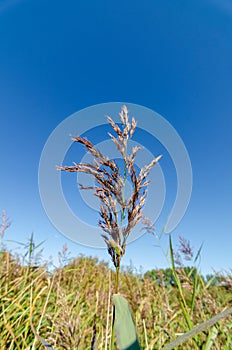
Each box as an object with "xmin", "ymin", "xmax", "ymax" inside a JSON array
[{"xmin": 113, "ymin": 294, "xmax": 141, "ymax": 350}]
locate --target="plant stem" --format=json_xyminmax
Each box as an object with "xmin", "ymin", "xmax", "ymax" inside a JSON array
[
  {"xmin": 115, "ymin": 266, "xmax": 120, "ymax": 294},
  {"xmin": 111, "ymin": 262, "xmax": 120, "ymax": 349},
  {"xmin": 110, "ymin": 305, "xmax": 116, "ymax": 350}
]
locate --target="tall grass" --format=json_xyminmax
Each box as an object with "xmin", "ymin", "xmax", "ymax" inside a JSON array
[{"xmin": 0, "ymin": 249, "xmax": 232, "ymax": 349}]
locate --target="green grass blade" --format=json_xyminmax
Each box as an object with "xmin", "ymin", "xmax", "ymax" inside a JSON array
[
  {"xmin": 113, "ymin": 294, "xmax": 141, "ymax": 350},
  {"xmin": 162, "ymin": 307, "xmax": 232, "ymax": 350},
  {"xmin": 190, "ymin": 268, "xmax": 198, "ymax": 315},
  {"xmin": 204, "ymin": 325, "xmax": 218, "ymax": 350},
  {"xmin": 194, "ymin": 242, "xmax": 203, "ymax": 264}
]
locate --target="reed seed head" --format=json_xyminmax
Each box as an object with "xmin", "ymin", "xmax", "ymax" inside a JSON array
[{"xmin": 58, "ymin": 106, "xmax": 162, "ymax": 269}]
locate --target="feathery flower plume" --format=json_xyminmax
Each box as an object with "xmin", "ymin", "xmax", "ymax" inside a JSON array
[{"xmin": 58, "ymin": 106, "xmax": 162, "ymax": 285}]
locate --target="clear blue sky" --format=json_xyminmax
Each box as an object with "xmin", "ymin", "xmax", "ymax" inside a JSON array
[{"xmin": 0, "ymin": 0, "xmax": 231, "ymax": 275}]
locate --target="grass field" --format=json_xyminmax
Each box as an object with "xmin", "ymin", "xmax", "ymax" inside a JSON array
[{"xmin": 0, "ymin": 247, "xmax": 232, "ymax": 349}]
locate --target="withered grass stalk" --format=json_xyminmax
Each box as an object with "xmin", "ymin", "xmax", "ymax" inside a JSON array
[{"xmin": 58, "ymin": 105, "xmax": 162, "ymax": 292}]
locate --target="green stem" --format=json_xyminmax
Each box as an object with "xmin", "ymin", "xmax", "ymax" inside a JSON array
[
  {"xmin": 111, "ymin": 263, "xmax": 120, "ymax": 350},
  {"xmin": 110, "ymin": 305, "xmax": 116, "ymax": 350},
  {"xmin": 115, "ymin": 266, "xmax": 120, "ymax": 294}
]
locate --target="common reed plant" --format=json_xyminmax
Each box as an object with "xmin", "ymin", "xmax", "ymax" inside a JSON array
[{"xmin": 58, "ymin": 105, "xmax": 164, "ymax": 349}]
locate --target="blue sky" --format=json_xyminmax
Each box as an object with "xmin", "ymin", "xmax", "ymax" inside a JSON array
[{"xmin": 0, "ymin": 0, "xmax": 231, "ymax": 275}]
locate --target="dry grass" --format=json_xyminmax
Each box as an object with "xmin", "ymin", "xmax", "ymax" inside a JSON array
[{"xmin": 0, "ymin": 251, "xmax": 232, "ymax": 349}]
